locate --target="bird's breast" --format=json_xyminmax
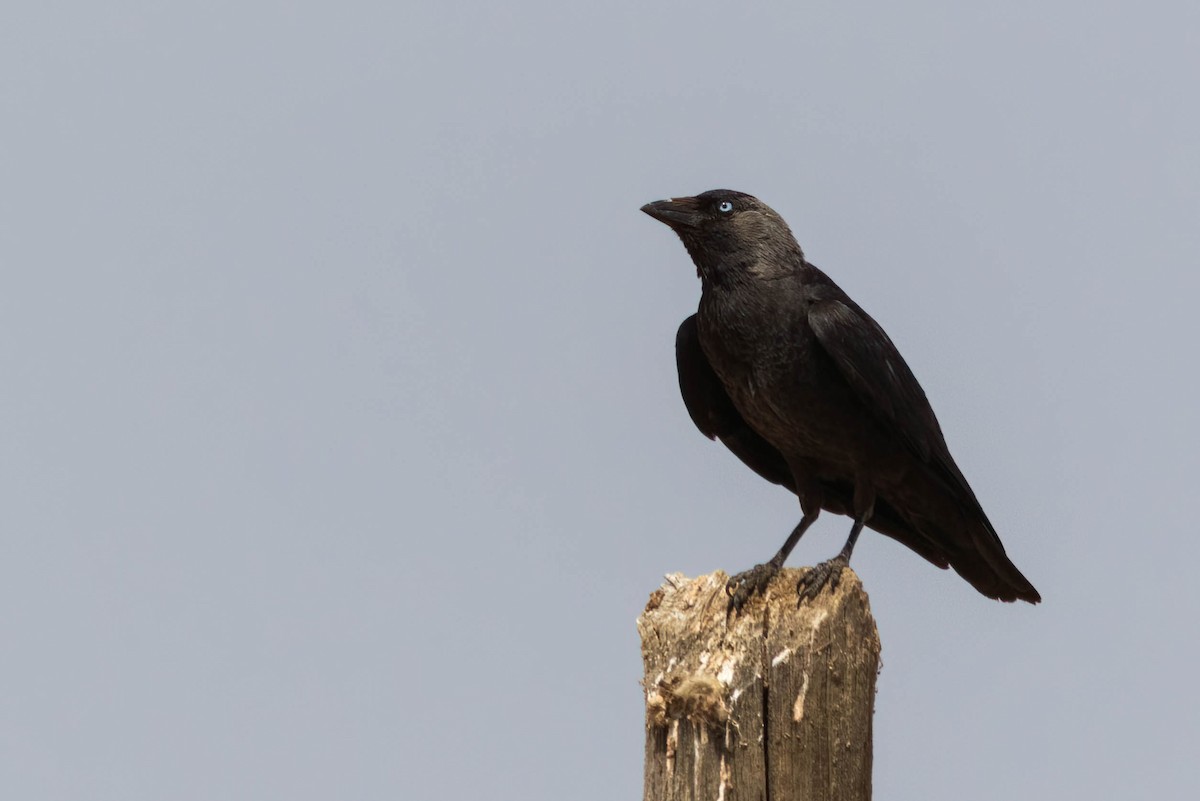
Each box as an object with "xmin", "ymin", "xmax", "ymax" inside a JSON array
[
  {"xmin": 698, "ymin": 291, "xmax": 814, "ymax": 420},
  {"xmin": 696, "ymin": 285, "xmax": 876, "ymax": 464}
]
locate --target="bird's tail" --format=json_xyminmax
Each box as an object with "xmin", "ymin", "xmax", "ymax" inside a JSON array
[{"xmin": 945, "ymin": 516, "xmax": 1041, "ymax": 604}]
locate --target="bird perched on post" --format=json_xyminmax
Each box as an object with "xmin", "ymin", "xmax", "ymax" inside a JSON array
[{"xmin": 641, "ymin": 189, "xmax": 1040, "ymax": 611}]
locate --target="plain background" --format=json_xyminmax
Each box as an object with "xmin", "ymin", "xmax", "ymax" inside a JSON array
[{"xmin": 3, "ymin": 2, "xmax": 1198, "ymax": 798}]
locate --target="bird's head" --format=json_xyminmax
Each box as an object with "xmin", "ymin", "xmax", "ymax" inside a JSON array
[{"xmin": 640, "ymin": 190, "xmax": 804, "ymax": 282}]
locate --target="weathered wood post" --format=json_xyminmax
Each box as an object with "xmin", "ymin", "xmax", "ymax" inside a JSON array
[{"xmin": 638, "ymin": 568, "xmax": 880, "ymax": 801}]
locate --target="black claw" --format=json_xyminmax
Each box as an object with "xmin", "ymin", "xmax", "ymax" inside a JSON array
[
  {"xmin": 726, "ymin": 562, "xmax": 780, "ymax": 616},
  {"xmin": 797, "ymin": 557, "xmax": 849, "ymax": 604}
]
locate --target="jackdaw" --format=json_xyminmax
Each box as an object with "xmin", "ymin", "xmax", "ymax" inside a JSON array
[{"xmin": 642, "ymin": 189, "xmax": 1040, "ymax": 609}]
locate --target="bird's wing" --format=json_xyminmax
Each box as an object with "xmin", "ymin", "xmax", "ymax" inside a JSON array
[
  {"xmin": 806, "ymin": 296, "xmax": 979, "ymax": 505},
  {"xmin": 808, "ymin": 295, "xmax": 1041, "ymax": 601},
  {"xmin": 677, "ymin": 312, "xmax": 954, "ymax": 570},
  {"xmin": 676, "ymin": 315, "xmax": 795, "ymax": 492}
]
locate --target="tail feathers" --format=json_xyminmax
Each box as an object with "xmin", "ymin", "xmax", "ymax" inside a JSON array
[
  {"xmin": 884, "ymin": 505, "xmax": 1040, "ymax": 604},
  {"xmin": 947, "ymin": 520, "xmax": 1040, "ymax": 604}
]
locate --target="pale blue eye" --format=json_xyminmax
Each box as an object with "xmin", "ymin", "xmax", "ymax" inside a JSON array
[{"xmin": 718, "ymin": 201, "xmax": 733, "ymax": 213}]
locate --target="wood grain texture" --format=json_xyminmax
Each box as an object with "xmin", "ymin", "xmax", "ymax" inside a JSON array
[{"xmin": 639, "ymin": 568, "xmax": 879, "ymax": 801}]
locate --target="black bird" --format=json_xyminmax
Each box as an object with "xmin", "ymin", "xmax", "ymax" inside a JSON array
[{"xmin": 642, "ymin": 190, "xmax": 1040, "ymax": 609}]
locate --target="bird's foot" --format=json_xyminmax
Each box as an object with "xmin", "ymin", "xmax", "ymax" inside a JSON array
[
  {"xmin": 797, "ymin": 556, "xmax": 849, "ymax": 604},
  {"xmin": 726, "ymin": 562, "xmax": 780, "ymax": 617}
]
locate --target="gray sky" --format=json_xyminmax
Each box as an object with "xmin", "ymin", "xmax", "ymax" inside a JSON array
[{"xmin": 3, "ymin": 2, "xmax": 1198, "ymax": 798}]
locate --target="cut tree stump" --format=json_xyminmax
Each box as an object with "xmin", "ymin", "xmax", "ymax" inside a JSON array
[{"xmin": 638, "ymin": 568, "xmax": 880, "ymax": 801}]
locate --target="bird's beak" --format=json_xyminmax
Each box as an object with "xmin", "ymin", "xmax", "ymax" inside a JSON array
[{"xmin": 641, "ymin": 197, "xmax": 703, "ymax": 228}]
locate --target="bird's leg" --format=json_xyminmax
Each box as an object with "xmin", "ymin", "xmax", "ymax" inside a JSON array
[
  {"xmin": 727, "ymin": 506, "xmax": 820, "ymax": 616},
  {"xmin": 797, "ymin": 513, "xmax": 867, "ymax": 603},
  {"xmin": 799, "ymin": 487, "xmax": 875, "ymax": 602}
]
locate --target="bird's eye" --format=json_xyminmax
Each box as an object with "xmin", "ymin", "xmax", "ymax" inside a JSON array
[{"xmin": 717, "ymin": 201, "xmax": 734, "ymax": 213}]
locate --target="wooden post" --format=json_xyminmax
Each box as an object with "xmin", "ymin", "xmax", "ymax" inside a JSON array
[{"xmin": 638, "ymin": 568, "xmax": 880, "ymax": 801}]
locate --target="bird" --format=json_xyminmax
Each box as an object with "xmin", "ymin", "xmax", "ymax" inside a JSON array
[{"xmin": 641, "ymin": 189, "xmax": 1040, "ymax": 610}]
